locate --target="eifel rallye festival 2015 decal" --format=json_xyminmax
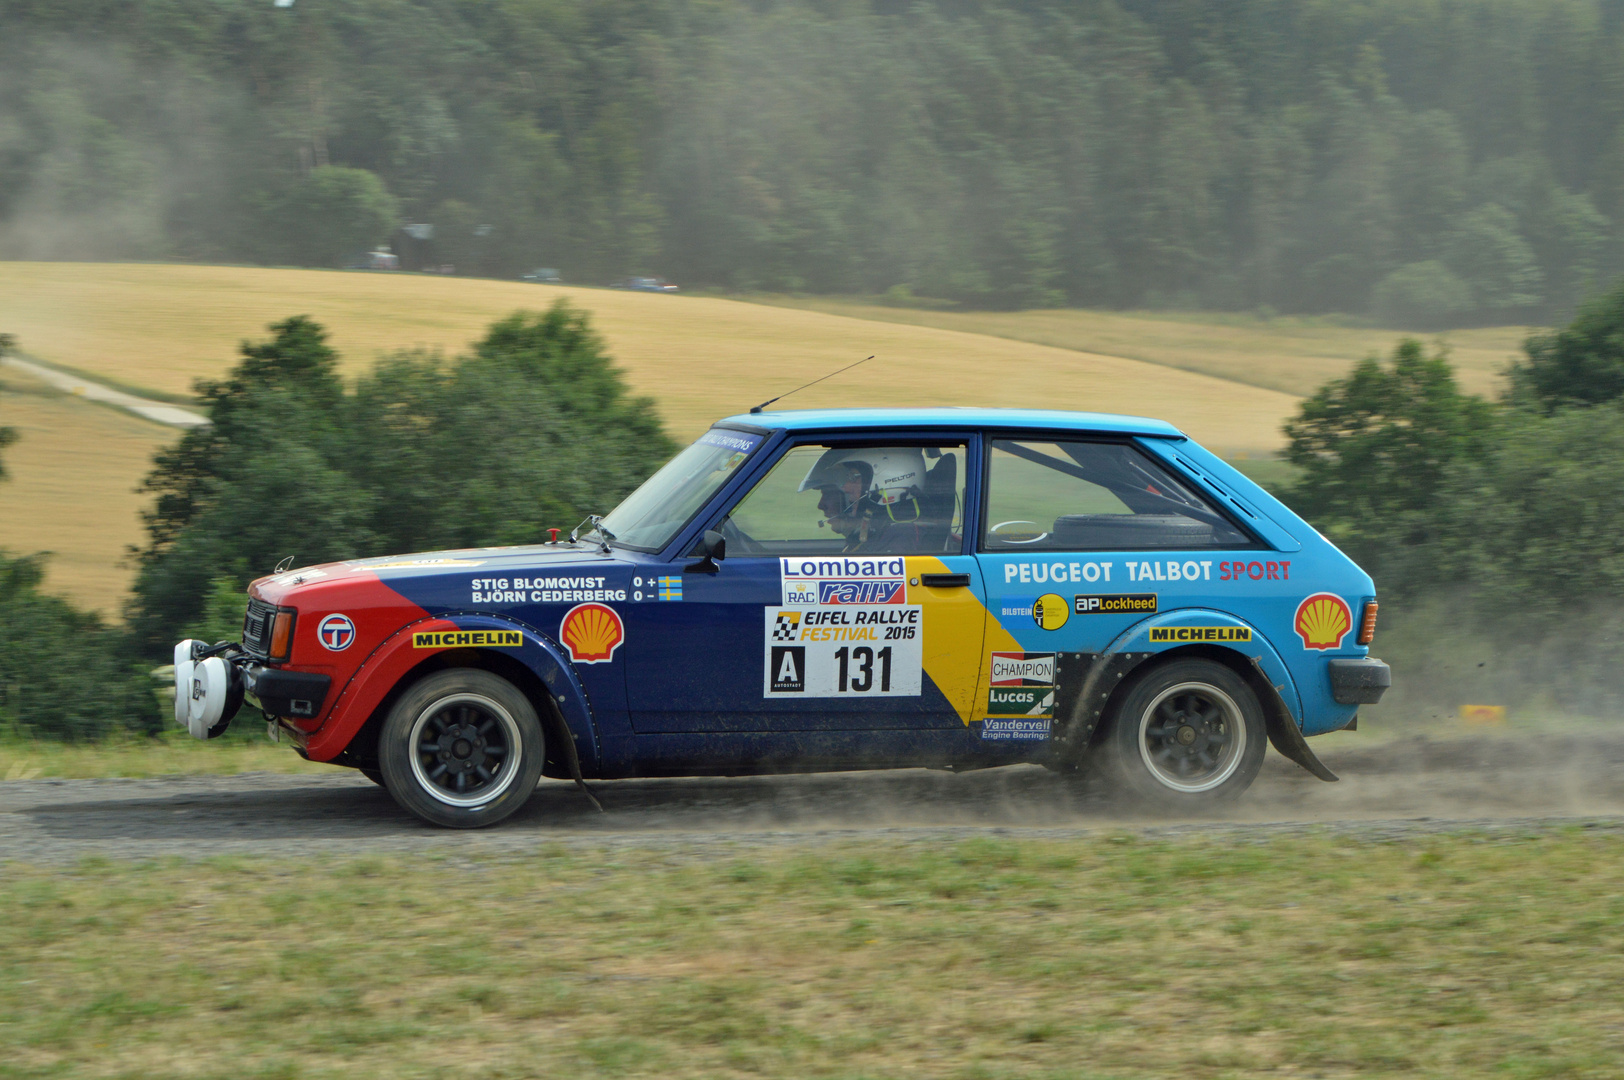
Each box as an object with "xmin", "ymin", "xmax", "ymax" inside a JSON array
[{"xmin": 764, "ymin": 606, "xmax": 922, "ymax": 696}]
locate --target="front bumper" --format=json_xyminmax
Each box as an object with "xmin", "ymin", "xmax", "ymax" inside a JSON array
[
  {"xmin": 243, "ymin": 664, "xmax": 332, "ymax": 721},
  {"xmin": 1328, "ymin": 657, "xmax": 1391, "ymax": 705}
]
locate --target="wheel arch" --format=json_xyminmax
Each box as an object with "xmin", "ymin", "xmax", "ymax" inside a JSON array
[
  {"xmin": 1056, "ymin": 610, "xmax": 1336, "ymax": 781},
  {"xmin": 305, "ymin": 614, "xmax": 601, "ymax": 777}
]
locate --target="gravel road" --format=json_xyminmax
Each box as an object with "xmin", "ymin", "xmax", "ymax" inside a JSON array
[{"xmin": 5, "ymin": 732, "xmax": 1624, "ymax": 864}]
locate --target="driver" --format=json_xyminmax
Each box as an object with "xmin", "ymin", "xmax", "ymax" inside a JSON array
[{"xmin": 799, "ymin": 448, "xmax": 929, "ymax": 552}]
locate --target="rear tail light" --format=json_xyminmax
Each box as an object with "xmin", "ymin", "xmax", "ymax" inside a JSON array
[
  {"xmin": 1357, "ymin": 601, "xmax": 1378, "ymax": 646},
  {"xmin": 269, "ymin": 610, "xmax": 296, "ymax": 661}
]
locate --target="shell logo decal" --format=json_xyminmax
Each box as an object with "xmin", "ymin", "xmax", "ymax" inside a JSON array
[
  {"xmin": 1294, "ymin": 593, "xmax": 1352, "ymax": 651},
  {"xmin": 560, "ymin": 602, "xmax": 625, "ymax": 664}
]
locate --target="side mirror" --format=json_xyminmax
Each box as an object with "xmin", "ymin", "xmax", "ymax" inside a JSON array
[{"xmin": 685, "ymin": 529, "xmax": 726, "ymax": 574}]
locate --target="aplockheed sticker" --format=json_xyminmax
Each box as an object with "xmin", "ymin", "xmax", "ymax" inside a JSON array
[{"xmin": 763, "ymin": 605, "xmax": 922, "ymax": 696}]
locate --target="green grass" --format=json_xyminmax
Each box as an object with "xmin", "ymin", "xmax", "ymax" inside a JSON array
[
  {"xmin": 3, "ymin": 831, "xmax": 1623, "ymax": 1078},
  {"xmin": 0, "ymin": 729, "xmax": 327, "ymax": 781}
]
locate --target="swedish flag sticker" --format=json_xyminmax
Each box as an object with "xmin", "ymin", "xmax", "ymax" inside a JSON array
[{"xmin": 658, "ymin": 575, "xmax": 683, "ymax": 601}]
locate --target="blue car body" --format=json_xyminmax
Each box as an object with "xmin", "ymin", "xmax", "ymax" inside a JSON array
[{"xmin": 238, "ymin": 408, "xmax": 1385, "ymax": 795}]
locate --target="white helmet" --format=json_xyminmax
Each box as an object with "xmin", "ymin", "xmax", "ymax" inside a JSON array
[{"xmin": 799, "ymin": 448, "xmax": 926, "ymax": 506}]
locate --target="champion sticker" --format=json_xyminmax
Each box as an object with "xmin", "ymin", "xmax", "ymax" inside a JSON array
[{"xmin": 317, "ymin": 614, "xmax": 356, "ymax": 652}]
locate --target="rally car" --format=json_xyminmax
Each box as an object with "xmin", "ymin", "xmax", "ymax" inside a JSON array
[{"xmin": 174, "ymin": 408, "xmax": 1390, "ymax": 828}]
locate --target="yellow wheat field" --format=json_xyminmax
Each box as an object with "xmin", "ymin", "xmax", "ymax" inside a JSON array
[
  {"xmin": 0, "ymin": 368, "xmax": 170, "ymax": 612},
  {"xmin": 0, "ymin": 263, "xmax": 1298, "ymax": 450},
  {"xmin": 763, "ymin": 297, "xmax": 1532, "ymax": 398}
]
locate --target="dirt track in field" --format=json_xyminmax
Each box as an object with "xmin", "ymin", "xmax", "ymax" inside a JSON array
[{"xmin": 3, "ymin": 732, "xmax": 1624, "ymax": 864}]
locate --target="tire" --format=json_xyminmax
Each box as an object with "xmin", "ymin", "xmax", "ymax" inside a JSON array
[
  {"xmin": 1097, "ymin": 658, "xmax": 1266, "ymax": 809},
  {"xmin": 378, "ymin": 668, "xmax": 545, "ymax": 828}
]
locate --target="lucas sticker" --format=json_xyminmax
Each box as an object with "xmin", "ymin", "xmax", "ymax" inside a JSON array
[{"xmin": 763, "ymin": 605, "xmax": 922, "ymax": 696}]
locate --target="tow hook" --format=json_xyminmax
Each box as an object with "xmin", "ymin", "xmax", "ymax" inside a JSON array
[{"xmin": 172, "ymin": 639, "xmax": 246, "ymax": 739}]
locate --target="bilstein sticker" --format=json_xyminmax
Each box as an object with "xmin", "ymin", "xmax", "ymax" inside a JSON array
[
  {"xmin": 1148, "ymin": 626, "xmax": 1252, "ymax": 643},
  {"xmin": 1032, "ymin": 593, "xmax": 1069, "ymax": 631},
  {"xmin": 1075, "ymin": 593, "xmax": 1157, "ymax": 614},
  {"xmin": 413, "ymin": 629, "xmax": 523, "ymax": 648}
]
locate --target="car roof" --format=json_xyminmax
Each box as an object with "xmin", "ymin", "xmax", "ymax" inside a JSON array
[{"xmin": 713, "ymin": 407, "xmax": 1186, "ymax": 439}]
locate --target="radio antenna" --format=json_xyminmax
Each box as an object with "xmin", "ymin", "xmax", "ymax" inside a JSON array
[{"xmin": 749, "ymin": 356, "xmax": 874, "ymax": 414}]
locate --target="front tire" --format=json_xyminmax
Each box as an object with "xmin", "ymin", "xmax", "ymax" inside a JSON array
[
  {"xmin": 378, "ymin": 669, "xmax": 545, "ymax": 828},
  {"xmin": 1097, "ymin": 658, "xmax": 1266, "ymax": 809}
]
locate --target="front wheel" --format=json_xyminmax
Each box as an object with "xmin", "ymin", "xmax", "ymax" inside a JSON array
[
  {"xmin": 1097, "ymin": 658, "xmax": 1266, "ymax": 809},
  {"xmin": 378, "ymin": 669, "xmax": 545, "ymax": 828}
]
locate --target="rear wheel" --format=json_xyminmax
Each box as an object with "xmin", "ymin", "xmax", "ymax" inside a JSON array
[
  {"xmin": 378, "ymin": 669, "xmax": 545, "ymax": 828},
  {"xmin": 1098, "ymin": 658, "xmax": 1266, "ymax": 809}
]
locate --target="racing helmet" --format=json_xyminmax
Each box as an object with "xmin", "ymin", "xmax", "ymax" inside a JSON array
[{"xmin": 799, "ymin": 448, "xmax": 926, "ymax": 506}]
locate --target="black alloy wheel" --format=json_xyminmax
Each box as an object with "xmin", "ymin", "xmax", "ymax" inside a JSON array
[
  {"xmin": 378, "ymin": 668, "xmax": 545, "ymax": 828},
  {"xmin": 1098, "ymin": 658, "xmax": 1267, "ymax": 808}
]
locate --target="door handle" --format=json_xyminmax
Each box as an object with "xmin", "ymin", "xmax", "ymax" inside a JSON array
[{"xmin": 919, "ymin": 573, "xmax": 971, "ymax": 588}]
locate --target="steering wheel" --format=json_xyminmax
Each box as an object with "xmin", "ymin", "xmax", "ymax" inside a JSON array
[{"xmin": 988, "ymin": 519, "xmax": 1050, "ymax": 545}]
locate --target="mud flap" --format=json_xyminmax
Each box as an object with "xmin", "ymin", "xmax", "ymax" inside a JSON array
[
  {"xmin": 1248, "ymin": 657, "xmax": 1338, "ymax": 782},
  {"xmin": 542, "ymin": 695, "xmax": 604, "ymax": 812}
]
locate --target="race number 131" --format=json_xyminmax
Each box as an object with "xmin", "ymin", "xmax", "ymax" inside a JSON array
[{"xmin": 835, "ymin": 645, "xmax": 892, "ymax": 692}]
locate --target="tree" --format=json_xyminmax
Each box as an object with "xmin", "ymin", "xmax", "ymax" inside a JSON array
[
  {"xmin": 0, "ymin": 551, "xmax": 160, "ymax": 740},
  {"xmin": 1444, "ymin": 203, "xmax": 1543, "ymax": 316},
  {"xmin": 1282, "ymin": 338, "xmax": 1493, "ymax": 576},
  {"xmin": 1372, "ymin": 261, "xmax": 1471, "ymax": 329},
  {"xmin": 1509, "ymin": 281, "xmax": 1624, "ymax": 413},
  {"xmin": 130, "ymin": 302, "xmax": 676, "ymax": 653},
  {"xmin": 274, "ymin": 166, "xmax": 399, "ymax": 268}
]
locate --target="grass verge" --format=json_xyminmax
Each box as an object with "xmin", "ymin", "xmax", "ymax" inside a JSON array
[
  {"xmin": 2, "ymin": 831, "xmax": 1622, "ymax": 1078},
  {"xmin": 0, "ymin": 730, "xmax": 327, "ymax": 781}
]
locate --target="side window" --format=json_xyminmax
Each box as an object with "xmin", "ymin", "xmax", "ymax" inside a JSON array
[
  {"xmin": 982, "ymin": 439, "xmax": 1251, "ymax": 552},
  {"xmin": 719, "ymin": 442, "xmax": 966, "ymax": 555}
]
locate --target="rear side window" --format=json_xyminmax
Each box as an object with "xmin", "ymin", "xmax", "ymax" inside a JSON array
[{"xmin": 982, "ymin": 439, "xmax": 1252, "ymax": 552}]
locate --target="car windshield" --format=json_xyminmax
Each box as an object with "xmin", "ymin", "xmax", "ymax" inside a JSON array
[{"xmin": 598, "ymin": 428, "xmax": 765, "ymax": 550}]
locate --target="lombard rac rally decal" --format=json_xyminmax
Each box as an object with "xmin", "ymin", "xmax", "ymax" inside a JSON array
[
  {"xmin": 781, "ymin": 556, "xmax": 907, "ymax": 607},
  {"xmin": 764, "ymin": 606, "xmax": 922, "ymax": 696},
  {"xmin": 317, "ymin": 614, "xmax": 357, "ymax": 651},
  {"xmin": 560, "ymin": 603, "xmax": 625, "ymax": 664},
  {"xmin": 985, "ymin": 652, "xmax": 1054, "ymax": 740},
  {"xmin": 1295, "ymin": 593, "xmax": 1352, "ymax": 651}
]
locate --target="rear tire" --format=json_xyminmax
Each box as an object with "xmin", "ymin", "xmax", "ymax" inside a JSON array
[
  {"xmin": 378, "ymin": 668, "xmax": 545, "ymax": 828},
  {"xmin": 1097, "ymin": 658, "xmax": 1266, "ymax": 809}
]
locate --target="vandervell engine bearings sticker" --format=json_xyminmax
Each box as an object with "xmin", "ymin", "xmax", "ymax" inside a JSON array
[
  {"xmin": 764, "ymin": 606, "xmax": 922, "ymax": 696},
  {"xmin": 984, "ymin": 651, "xmax": 1054, "ymax": 740}
]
